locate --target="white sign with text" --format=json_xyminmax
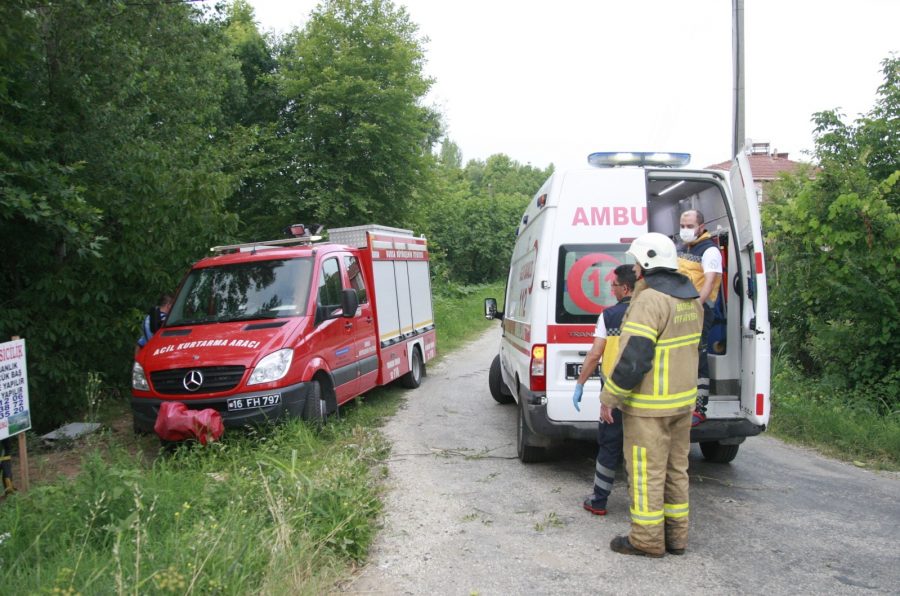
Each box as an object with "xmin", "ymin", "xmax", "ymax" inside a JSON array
[{"xmin": 0, "ymin": 339, "xmax": 31, "ymax": 439}]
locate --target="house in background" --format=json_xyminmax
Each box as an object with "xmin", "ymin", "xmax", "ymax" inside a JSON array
[{"xmin": 707, "ymin": 141, "xmax": 808, "ymax": 201}]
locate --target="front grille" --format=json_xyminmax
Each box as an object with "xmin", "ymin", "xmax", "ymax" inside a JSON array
[{"xmin": 150, "ymin": 366, "xmax": 245, "ymax": 395}]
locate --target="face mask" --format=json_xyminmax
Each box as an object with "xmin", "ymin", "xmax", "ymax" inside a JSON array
[{"xmin": 680, "ymin": 228, "xmax": 696, "ymax": 243}]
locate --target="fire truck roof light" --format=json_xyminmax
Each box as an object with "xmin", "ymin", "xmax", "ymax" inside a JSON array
[{"xmin": 587, "ymin": 152, "xmax": 691, "ymax": 168}]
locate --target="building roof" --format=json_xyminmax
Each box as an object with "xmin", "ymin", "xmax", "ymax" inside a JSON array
[{"xmin": 706, "ymin": 152, "xmax": 807, "ymax": 181}]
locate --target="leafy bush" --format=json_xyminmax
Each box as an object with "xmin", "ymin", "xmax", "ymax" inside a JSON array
[{"xmin": 763, "ymin": 56, "xmax": 900, "ymax": 413}]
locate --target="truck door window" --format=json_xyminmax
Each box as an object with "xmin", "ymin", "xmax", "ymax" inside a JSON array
[
  {"xmin": 344, "ymin": 255, "xmax": 368, "ymax": 304},
  {"xmin": 556, "ymin": 244, "xmax": 631, "ymax": 324},
  {"xmin": 316, "ymin": 257, "xmax": 343, "ymax": 319}
]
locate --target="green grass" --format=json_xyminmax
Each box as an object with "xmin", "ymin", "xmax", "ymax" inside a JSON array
[
  {"xmin": 769, "ymin": 358, "xmax": 900, "ymax": 470},
  {"xmin": 431, "ymin": 280, "xmax": 505, "ymax": 355},
  {"xmin": 0, "ymin": 281, "xmax": 504, "ymax": 594}
]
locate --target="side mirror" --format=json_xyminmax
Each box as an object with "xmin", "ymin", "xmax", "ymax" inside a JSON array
[
  {"xmin": 341, "ymin": 289, "xmax": 359, "ymax": 318},
  {"xmin": 484, "ymin": 298, "xmax": 503, "ymax": 321}
]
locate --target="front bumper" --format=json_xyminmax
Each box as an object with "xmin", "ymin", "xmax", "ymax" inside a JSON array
[{"xmin": 131, "ymin": 381, "xmax": 313, "ymax": 434}]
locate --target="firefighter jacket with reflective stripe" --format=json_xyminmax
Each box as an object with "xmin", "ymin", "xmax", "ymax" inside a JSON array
[
  {"xmin": 599, "ymin": 271, "xmax": 703, "ymax": 417},
  {"xmin": 677, "ymin": 232, "xmax": 722, "ymax": 305},
  {"xmin": 600, "ymin": 296, "xmax": 630, "ymax": 379}
]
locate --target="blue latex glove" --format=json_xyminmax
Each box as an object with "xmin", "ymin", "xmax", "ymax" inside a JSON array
[{"xmin": 572, "ymin": 383, "xmax": 584, "ymax": 412}]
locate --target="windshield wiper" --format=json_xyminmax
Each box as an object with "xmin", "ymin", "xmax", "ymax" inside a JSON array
[
  {"xmin": 166, "ymin": 316, "xmax": 216, "ymax": 326},
  {"xmin": 219, "ymin": 312, "xmax": 283, "ymax": 323}
]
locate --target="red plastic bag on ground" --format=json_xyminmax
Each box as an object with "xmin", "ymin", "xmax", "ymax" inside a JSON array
[{"xmin": 154, "ymin": 401, "xmax": 224, "ymax": 445}]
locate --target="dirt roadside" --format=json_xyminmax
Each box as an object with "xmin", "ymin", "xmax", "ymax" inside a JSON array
[{"xmin": 5, "ymin": 403, "xmax": 158, "ymax": 495}]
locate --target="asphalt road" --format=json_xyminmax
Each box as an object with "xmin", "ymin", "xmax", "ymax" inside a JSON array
[{"xmin": 345, "ymin": 330, "xmax": 900, "ymax": 595}]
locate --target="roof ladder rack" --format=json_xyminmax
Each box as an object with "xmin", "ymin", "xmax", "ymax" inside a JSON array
[{"xmin": 210, "ymin": 235, "xmax": 321, "ymax": 255}]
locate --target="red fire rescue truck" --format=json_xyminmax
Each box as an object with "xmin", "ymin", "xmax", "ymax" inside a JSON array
[{"xmin": 131, "ymin": 224, "xmax": 436, "ymax": 432}]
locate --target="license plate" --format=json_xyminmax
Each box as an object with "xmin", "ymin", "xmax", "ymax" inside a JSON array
[
  {"xmin": 227, "ymin": 394, "xmax": 281, "ymax": 411},
  {"xmin": 565, "ymin": 362, "xmax": 602, "ymax": 381}
]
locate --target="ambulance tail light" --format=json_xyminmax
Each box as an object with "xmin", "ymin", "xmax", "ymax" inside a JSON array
[{"xmin": 530, "ymin": 344, "xmax": 546, "ymax": 392}]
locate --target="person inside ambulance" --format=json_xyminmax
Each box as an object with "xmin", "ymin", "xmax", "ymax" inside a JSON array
[
  {"xmin": 599, "ymin": 232, "xmax": 702, "ymax": 558},
  {"xmin": 676, "ymin": 210, "xmax": 722, "ymax": 426},
  {"xmin": 572, "ymin": 264, "xmax": 635, "ymax": 516}
]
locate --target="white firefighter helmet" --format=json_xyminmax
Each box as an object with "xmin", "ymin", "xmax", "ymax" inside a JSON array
[{"xmin": 627, "ymin": 232, "xmax": 678, "ymax": 271}]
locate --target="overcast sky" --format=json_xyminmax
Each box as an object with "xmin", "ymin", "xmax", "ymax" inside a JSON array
[{"xmin": 246, "ymin": 0, "xmax": 899, "ymax": 170}]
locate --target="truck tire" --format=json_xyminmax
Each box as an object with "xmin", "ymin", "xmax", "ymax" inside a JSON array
[
  {"xmin": 517, "ymin": 399, "xmax": 547, "ymax": 463},
  {"xmin": 700, "ymin": 440, "xmax": 740, "ymax": 463},
  {"xmin": 489, "ymin": 355, "xmax": 514, "ymax": 404},
  {"xmin": 304, "ymin": 379, "xmax": 327, "ymax": 428},
  {"xmin": 400, "ymin": 347, "xmax": 424, "ymax": 388}
]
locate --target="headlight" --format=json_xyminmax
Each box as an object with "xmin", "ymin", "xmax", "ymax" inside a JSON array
[
  {"xmin": 248, "ymin": 349, "xmax": 293, "ymax": 385},
  {"xmin": 132, "ymin": 362, "xmax": 149, "ymax": 391}
]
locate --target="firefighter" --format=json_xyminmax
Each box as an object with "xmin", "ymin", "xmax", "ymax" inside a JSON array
[
  {"xmin": 677, "ymin": 209, "xmax": 722, "ymax": 426},
  {"xmin": 599, "ymin": 232, "xmax": 703, "ymax": 557}
]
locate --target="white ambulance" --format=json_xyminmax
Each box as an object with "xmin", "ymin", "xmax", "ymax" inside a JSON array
[{"xmin": 484, "ymin": 150, "xmax": 769, "ymax": 463}]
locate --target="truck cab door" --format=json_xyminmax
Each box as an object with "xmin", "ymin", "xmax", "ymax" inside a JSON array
[
  {"xmin": 315, "ymin": 256, "xmax": 358, "ymax": 402},
  {"xmin": 727, "ymin": 147, "xmax": 771, "ymax": 427},
  {"xmin": 344, "ymin": 254, "xmax": 378, "ymax": 394}
]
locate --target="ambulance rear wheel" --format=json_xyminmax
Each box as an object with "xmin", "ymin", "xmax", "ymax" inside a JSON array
[
  {"xmin": 517, "ymin": 400, "xmax": 546, "ymax": 463},
  {"xmin": 304, "ymin": 380, "xmax": 327, "ymax": 427},
  {"xmin": 489, "ymin": 355, "xmax": 514, "ymax": 404},
  {"xmin": 700, "ymin": 440, "xmax": 740, "ymax": 463},
  {"xmin": 401, "ymin": 348, "xmax": 424, "ymax": 389}
]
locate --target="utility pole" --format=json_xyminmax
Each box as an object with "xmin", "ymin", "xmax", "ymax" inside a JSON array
[{"xmin": 732, "ymin": 0, "xmax": 745, "ymax": 157}]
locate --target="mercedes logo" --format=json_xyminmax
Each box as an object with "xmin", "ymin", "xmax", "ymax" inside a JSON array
[{"xmin": 183, "ymin": 369, "xmax": 204, "ymax": 392}]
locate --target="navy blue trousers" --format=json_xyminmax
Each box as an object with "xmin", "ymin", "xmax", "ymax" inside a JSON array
[{"xmin": 589, "ymin": 408, "xmax": 623, "ymax": 507}]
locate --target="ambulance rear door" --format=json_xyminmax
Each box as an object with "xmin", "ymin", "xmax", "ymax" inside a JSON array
[
  {"xmin": 727, "ymin": 149, "xmax": 770, "ymax": 427},
  {"xmin": 545, "ymin": 167, "xmax": 649, "ymax": 423}
]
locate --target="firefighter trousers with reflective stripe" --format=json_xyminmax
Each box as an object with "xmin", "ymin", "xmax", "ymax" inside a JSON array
[{"xmin": 623, "ymin": 411, "xmax": 691, "ymax": 555}]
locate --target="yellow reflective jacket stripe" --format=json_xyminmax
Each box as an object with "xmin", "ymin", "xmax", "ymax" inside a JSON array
[
  {"xmin": 622, "ymin": 320, "xmax": 658, "ymax": 341},
  {"xmin": 622, "ymin": 389, "xmax": 698, "ymax": 409}
]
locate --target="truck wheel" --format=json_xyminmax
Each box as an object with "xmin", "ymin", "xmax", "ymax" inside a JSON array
[
  {"xmin": 517, "ymin": 400, "xmax": 546, "ymax": 463},
  {"xmin": 700, "ymin": 441, "xmax": 740, "ymax": 463},
  {"xmin": 304, "ymin": 379, "xmax": 327, "ymax": 427},
  {"xmin": 489, "ymin": 355, "xmax": 514, "ymax": 404},
  {"xmin": 400, "ymin": 348, "xmax": 424, "ymax": 388}
]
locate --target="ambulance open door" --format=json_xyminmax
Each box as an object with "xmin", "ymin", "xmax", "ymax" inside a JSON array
[{"xmin": 728, "ymin": 147, "xmax": 771, "ymax": 427}]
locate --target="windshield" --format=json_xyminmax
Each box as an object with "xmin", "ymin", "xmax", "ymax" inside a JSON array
[
  {"xmin": 556, "ymin": 244, "xmax": 632, "ymax": 324},
  {"xmin": 167, "ymin": 258, "xmax": 314, "ymax": 326}
]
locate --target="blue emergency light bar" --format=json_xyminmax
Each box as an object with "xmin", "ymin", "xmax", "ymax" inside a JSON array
[{"xmin": 588, "ymin": 152, "xmax": 691, "ymax": 168}]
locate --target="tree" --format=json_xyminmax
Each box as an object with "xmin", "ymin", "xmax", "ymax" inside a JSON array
[
  {"xmin": 0, "ymin": 1, "xmax": 243, "ymax": 428},
  {"xmin": 438, "ymin": 138, "xmax": 462, "ymax": 168},
  {"xmin": 416, "ymin": 153, "xmax": 553, "ymax": 284},
  {"xmin": 264, "ymin": 0, "xmax": 441, "ymax": 232},
  {"xmin": 762, "ymin": 56, "xmax": 900, "ymax": 410}
]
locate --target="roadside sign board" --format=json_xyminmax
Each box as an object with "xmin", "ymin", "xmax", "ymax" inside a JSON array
[{"xmin": 0, "ymin": 339, "xmax": 31, "ymax": 439}]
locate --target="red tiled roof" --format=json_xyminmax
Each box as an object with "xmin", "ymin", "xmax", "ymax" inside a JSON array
[{"xmin": 706, "ymin": 153, "xmax": 807, "ymax": 181}]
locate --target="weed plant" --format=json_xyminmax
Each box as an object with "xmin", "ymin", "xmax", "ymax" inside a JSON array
[
  {"xmin": 769, "ymin": 355, "xmax": 900, "ymax": 470},
  {"xmin": 431, "ymin": 280, "xmax": 505, "ymax": 355},
  {"xmin": 0, "ymin": 389, "xmax": 401, "ymax": 595}
]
